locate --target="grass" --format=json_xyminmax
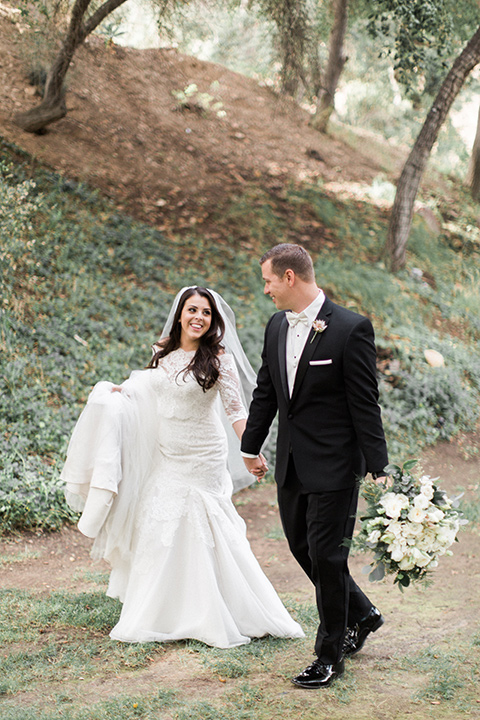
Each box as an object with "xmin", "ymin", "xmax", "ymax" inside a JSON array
[
  {"xmin": 0, "ymin": 588, "xmax": 167, "ymax": 694},
  {"xmin": 264, "ymin": 524, "xmax": 285, "ymax": 540},
  {"xmin": 0, "ymin": 583, "xmax": 479, "ymax": 718},
  {"xmin": 0, "ymin": 549, "xmax": 40, "ymax": 567},
  {"xmin": 401, "ymin": 646, "xmax": 468, "ymax": 703},
  {"xmin": 458, "ymin": 486, "xmax": 480, "ymax": 530}
]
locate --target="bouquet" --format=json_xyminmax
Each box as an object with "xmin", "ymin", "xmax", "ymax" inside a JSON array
[{"xmin": 352, "ymin": 460, "xmax": 467, "ymax": 589}]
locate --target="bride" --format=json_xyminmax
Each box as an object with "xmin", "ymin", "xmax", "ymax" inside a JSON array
[{"xmin": 62, "ymin": 286, "xmax": 304, "ymax": 648}]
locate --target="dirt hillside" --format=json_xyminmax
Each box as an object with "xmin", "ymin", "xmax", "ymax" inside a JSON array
[{"xmin": 0, "ymin": 13, "xmax": 406, "ymax": 235}]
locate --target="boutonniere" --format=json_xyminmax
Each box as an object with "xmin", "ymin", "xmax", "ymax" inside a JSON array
[{"xmin": 310, "ymin": 319, "xmax": 328, "ymax": 343}]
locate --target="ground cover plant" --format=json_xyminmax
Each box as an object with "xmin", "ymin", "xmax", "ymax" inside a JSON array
[{"xmin": 2, "ymin": 140, "xmax": 480, "ymax": 533}]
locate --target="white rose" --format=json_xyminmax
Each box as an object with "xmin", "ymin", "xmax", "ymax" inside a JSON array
[
  {"xmin": 390, "ymin": 543, "xmax": 406, "ymax": 562},
  {"xmin": 427, "ymin": 507, "xmax": 445, "ymax": 523},
  {"xmin": 381, "ymin": 520, "xmax": 404, "ymax": 543},
  {"xmin": 419, "ymin": 476, "xmax": 436, "ymax": 500},
  {"xmin": 414, "ymin": 493, "xmax": 430, "ymax": 510},
  {"xmin": 419, "ymin": 527, "xmax": 437, "ymax": 544},
  {"xmin": 404, "ymin": 521, "xmax": 423, "ymax": 537},
  {"xmin": 436, "ymin": 526, "xmax": 457, "ymax": 547},
  {"xmin": 420, "ymin": 485, "xmax": 434, "ymax": 501},
  {"xmin": 408, "ymin": 507, "xmax": 427, "ymax": 524},
  {"xmin": 411, "ymin": 547, "xmax": 431, "ymax": 567},
  {"xmin": 367, "ymin": 530, "xmax": 382, "ymax": 544},
  {"xmin": 399, "ymin": 555, "xmax": 415, "ymax": 571},
  {"xmin": 380, "ymin": 493, "xmax": 410, "ymax": 519}
]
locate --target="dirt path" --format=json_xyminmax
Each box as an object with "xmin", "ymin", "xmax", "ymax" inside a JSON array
[{"xmin": 1, "ymin": 435, "xmax": 479, "ymax": 719}]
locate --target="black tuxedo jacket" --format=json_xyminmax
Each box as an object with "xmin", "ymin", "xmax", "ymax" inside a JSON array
[{"xmin": 241, "ymin": 296, "xmax": 388, "ymax": 492}]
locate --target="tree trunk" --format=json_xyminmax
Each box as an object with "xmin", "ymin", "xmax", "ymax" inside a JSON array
[
  {"xmin": 278, "ymin": 0, "xmax": 307, "ymax": 97},
  {"xmin": 467, "ymin": 104, "xmax": 480, "ymax": 202},
  {"xmin": 309, "ymin": 0, "xmax": 348, "ymax": 133},
  {"xmin": 386, "ymin": 24, "xmax": 480, "ymax": 273},
  {"xmin": 14, "ymin": 0, "xmax": 128, "ymax": 133}
]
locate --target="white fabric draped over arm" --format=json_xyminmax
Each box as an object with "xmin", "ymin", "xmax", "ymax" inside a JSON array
[{"xmin": 61, "ymin": 370, "xmax": 157, "ymax": 563}]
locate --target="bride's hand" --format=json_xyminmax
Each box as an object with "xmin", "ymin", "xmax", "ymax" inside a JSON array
[
  {"xmin": 111, "ymin": 386, "xmax": 122, "ymax": 393},
  {"xmin": 243, "ymin": 454, "xmax": 268, "ymax": 480}
]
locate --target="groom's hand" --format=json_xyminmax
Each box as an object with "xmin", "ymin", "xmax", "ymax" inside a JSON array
[
  {"xmin": 372, "ymin": 474, "xmax": 392, "ymax": 487},
  {"xmin": 243, "ymin": 455, "xmax": 268, "ymax": 481}
]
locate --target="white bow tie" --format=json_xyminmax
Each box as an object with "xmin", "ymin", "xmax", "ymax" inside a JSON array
[{"xmin": 285, "ymin": 311, "xmax": 310, "ymax": 328}]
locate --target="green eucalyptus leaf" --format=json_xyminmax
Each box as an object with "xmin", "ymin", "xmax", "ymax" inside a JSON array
[
  {"xmin": 384, "ymin": 463, "xmax": 401, "ymax": 476},
  {"xmin": 368, "ymin": 563, "xmax": 385, "ymax": 582}
]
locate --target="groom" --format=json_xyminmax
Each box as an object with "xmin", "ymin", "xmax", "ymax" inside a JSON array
[{"xmin": 241, "ymin": 243, "xmax": 388, "ymax": 688}]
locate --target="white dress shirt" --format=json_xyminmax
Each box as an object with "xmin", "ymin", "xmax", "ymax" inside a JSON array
[
  {"xmin": 241, "ymin": 289, "xmax": 325, "ymax": 459},
  {"xmin": 286, "ymin": 290, "xmax": 325, "ymax": 396}
]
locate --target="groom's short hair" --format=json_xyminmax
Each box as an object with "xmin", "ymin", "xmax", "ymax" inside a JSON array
[{"xmin": 261, "ymin": 244, "xmax": 315, "ymax": 283}]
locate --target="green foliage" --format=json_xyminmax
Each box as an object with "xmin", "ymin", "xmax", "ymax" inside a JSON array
[
  {"xmin": 16, "ymin": 0, "xmax": 70, "ymax": 72},
  {"xmin": 0, "ymin": 152, "xmax": 179, "ymax": 531},
  {"xmin": 250, "ymin": 0, "xmax": 314, "ymax": 94},
  {"xmin": 162, "ymin": 0, "xmax": 330, "ymax": 99},
  {"xmin": 336, "ymin": 14, "xmax": 477, "ymax": 179},
  {"xmin": 380, "ymin": 365, "xmax": 479, "ymax": 455},
  {"xmin": 365, "ymin": 0, "xmax": 480, "ymax": 89},
  {"xmin": 0, "ymin": 455, "xmax": 77, "ymax": 533},
  {"xmin": 378, "ymin": 328, "xmax": 480, "ymax": 457},
  {"xmin": 172, "ymin": 82, "xmax": 226, "ymax": 118},
  {"xmin": 96, "ymin": 19, "xmax": 127, "ymax": 46}
]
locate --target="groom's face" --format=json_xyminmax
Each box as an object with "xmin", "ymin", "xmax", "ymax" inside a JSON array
[{"xmin": 262, "ymin": 259, "xmax": 292, "ymax": 310}]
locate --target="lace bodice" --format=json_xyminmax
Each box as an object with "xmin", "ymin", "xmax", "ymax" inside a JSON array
[{"xmin": 149, "ymin": 348, "xmax": 247, "ymax": 425}]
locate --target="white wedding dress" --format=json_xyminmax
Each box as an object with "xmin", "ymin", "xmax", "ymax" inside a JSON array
[{"xmin": 62, "ymin": 349, "xmax": 303, "ymax": 648}]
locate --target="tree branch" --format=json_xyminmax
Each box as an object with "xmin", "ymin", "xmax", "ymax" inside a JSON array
[{"xmin": 83, "ymin": 0, "xmax": 130, "ymax": 37}]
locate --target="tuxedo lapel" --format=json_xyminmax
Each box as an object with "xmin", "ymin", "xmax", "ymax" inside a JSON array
[
  {"xmin": 290, "ymin": 298, "xmax": 333, "ymax": 406},
  {"xmin": 277, "ymin": 315, "xmax": 289, "ymax": 402}
]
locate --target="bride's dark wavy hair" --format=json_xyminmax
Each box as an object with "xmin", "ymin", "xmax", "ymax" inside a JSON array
[{"xmin": 147, "ymin": 287, "xmax": 225, "ymax": 391}]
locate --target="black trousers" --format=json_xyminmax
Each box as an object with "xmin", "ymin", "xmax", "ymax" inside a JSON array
[{"xmin": 277, "ymin": 455, "xmax": 372, "ymax": 664}]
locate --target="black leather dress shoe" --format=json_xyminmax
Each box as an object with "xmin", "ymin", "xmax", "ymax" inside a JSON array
[
  {"xmin": 343, "ymin": 606, "xmax": 384, "ymax": 657},
  {"xmin": 291, "ymin": 659, "xmax": 344, "ymax": 689}
]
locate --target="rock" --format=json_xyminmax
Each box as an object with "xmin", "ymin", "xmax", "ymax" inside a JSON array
[{"xmin": 424, "ymin": 349, "xmax": 444, "ymax": 368}]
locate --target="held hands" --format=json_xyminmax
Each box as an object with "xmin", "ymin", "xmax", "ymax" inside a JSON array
[{"xmin": 243, "ymin": 454, "xmax": 269, "ymax": 481}]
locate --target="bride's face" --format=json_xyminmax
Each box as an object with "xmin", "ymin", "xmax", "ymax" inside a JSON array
[{"xmin": 179, "ymin": 293, "xmax": 212, "ymax": 346}]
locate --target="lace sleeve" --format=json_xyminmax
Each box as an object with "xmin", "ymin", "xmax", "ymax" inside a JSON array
[{"xmin": 218, "ymin": 353, "xmax": 247, "ymax": 424}]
